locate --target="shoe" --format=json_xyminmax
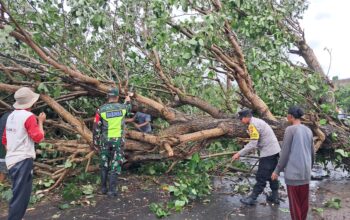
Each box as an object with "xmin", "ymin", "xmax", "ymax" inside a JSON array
[
  {"xmin": 107, "ymin": 191, "xmax": 117, "ymax": 197},
  {"xmin": 266, "ymin": 190, "xmax": 280, "ymax": 205},
  {"xmin": 240, "ymin": 193, "xmax": 258, "ymax": 205},
  {"xmin": 101, "ymin": 188, "xmax": 108, "ymax": 194},
  {"xmin": 107, "ymin": 173, "xmax": 117, "ymax": 197},
  {"xmin": 101, "ymin": 168, "xmax": 108, "ymax": 194}
]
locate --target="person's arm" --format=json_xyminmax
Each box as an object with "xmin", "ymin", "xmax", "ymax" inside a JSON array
[
  {"xmin": 139, "ymin": 114, "xmax": 151, "ymax": 128},
  {"xmin": 25, "ymin": 113, "xmax": 46, "ymax": 143},
  {"xmin": 92, "ymin": 110, "xmax": 102, "ymax": 152},
  {"xmin": 311, "ymin": 134, "xmax": 315, "ymax": 168},
  {"xmin": 232, "ymin": 124, "xmax": 259, "ymax": 160},
  {"xmin": 38, "ymin": 112, "xmax": 46, "ymax": 135},
  {"xmin": 134, "ymin": 120, "xmax": 150, "ymax": 129},
  {"xmin": 125, "ymin": 115, "xmax": 136, "ymax": 123},
  {"xmin": 2, "ymin": 129, "xmax": 7, "ymax": 150},
  {"xmin": 274, "ymin": 127, "xmax": 293, "ymax": 175},
  {"xmin": 237, "ymin": 140, "xmax": 258, "ymax": 157},
  {"xmin": 124, "ymin": 95, "xmax": 132, "ymax": 115}
]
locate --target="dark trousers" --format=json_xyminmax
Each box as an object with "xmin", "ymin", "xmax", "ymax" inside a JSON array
[
  {"xmin": 8, "ymin": 158, "xmax": 33, "ymax": 220},
  {"xmin": 252, "ymin": 153, "xmax": 279, "ymax": 196},
  {"xmin": 287, "ymin": 184, "xmax": 309, "ymax": 220}
]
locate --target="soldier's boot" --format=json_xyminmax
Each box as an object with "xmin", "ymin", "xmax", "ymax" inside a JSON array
[
  {"xmin": 107, "ymin": 173, "xmax": 117, "ymax": 197},
  {"xmin": 266, "ymin": 190, "xmax": 280, "ymax": 205},
  {"xmin": 100, "ymin": 168, "xmax": 108, "ymax": 194},
  {"xmin": 240, "ymin": 192, "xmax": 259, "ymax": 205}
]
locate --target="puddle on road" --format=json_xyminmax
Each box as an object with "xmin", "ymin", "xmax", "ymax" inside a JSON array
[{"xmin": 168, "ymin": 151, "xmax": 350, "ymax": 220}]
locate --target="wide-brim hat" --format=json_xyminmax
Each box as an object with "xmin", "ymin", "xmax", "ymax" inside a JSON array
[{"xmin": 13, "ymin": 87, "xmax": 40, "ymax": 109}]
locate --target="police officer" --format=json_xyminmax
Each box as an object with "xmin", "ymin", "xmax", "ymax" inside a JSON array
[
  {"xmin": 92, "ymin": 88, "xmax": 131, "ymax": 197},
  {"xmin": 232, "ymin": 109, "xmax": 281, "ymax": 205}
]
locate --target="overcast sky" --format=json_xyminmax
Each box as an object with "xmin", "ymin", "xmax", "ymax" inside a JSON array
[{"xmin": 300, "ymin": 0, "xmax": 349, "ymax": 79}]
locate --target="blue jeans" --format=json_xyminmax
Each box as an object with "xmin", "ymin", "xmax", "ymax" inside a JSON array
[{"xmin": 8, "ymin": 158, "xmax": 33, "ymax": 220}]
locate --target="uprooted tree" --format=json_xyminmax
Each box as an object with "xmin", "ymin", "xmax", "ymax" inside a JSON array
[{"xmin": 0, "ymin": 0, "xmax": 349, "ymax": 191}]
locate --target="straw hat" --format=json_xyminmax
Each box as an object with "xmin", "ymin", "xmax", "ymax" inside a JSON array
[{"xmin": 13, "ymin": 87, "xmax": 40, "ymax": 109}]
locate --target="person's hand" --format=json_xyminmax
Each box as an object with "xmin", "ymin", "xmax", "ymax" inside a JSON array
[
  {"xmin": 132, "ymin": 122, "xmax": 140, "ymax": 129},
  {"xmin": 38, "ymin": 112, "xmax": 46, "ymax": 123},
  {"xmin": 271, "ymin": 172, "xmax": 279, "ymax": 181},
  {"xmin": 232, "ymin": 153, "xmax": 240, "ymax": 161},
  {"xmin": 127, "ymin": 92, "xmax": 134, "ymax": 97}
]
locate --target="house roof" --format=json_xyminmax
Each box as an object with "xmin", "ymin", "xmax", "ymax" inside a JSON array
[{"xmin": 333, "ymin": 78, "xmax": 350, "ymax": 89}]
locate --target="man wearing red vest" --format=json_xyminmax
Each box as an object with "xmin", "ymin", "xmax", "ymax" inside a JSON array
[{"xmin": 2, "ymin": 87, "xmax": 46, "ymax": 220}]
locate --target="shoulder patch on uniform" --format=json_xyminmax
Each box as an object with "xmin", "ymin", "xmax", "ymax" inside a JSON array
[{"xmin": 248, "ymin": 124, "xmax": 259, "ymax": 140}]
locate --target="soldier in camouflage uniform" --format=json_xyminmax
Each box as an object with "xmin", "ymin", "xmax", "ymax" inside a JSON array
[{"xmin": 93, "ymin": 88, "xmax": 131, "ymax": 197}]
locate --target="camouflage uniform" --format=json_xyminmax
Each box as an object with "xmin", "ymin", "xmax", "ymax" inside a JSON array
[{"xmin": 93, "ymin": 96, "xmax": 131, "ymax": 196}]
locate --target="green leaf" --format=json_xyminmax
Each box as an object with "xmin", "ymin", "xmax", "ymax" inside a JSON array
[
  {"xmin": 3, "ymin": 25, "xmax": 14, "ymax": 33},
  {"xmin": 279, "ymin": 208, "xmax": 290, "ymax": 213},
  {"xmin": 182, "ymin": 53, "xmax": 191, "ymax": 59},
  {"xmin": 43, "ymin": 179, "xmax": 55, "ymax": 187},
  {"xmin": 37, "ymin": 83, "xmax": 49, "ymax": 93},
  {"xmin": 53, "ymin": 86, "xmax": 61, "ymax": 98},
  {"xmin": 149, "ymin": 203, "xmax": 170, "ymax": 218},
  {"xmin": 168, "ymin": 185, "xmax": 176, "ymax": 192},
  {"xmin": 325, "ymin": 197, "xmax": 341, "ymax": 210},
  {"xmin": 38, "ymin": 142, "xmax": 47, "ymax": 148},
  {"xmin": 335, "ymin": 149, "xmax": 349, "ymax": 158},
  {"xmin": 191, "ymin": 153, "xmax": 200, "ymax": 163},
  {"xmin": 181, "ymin": 0, "xmax": 188, "ymax": 12},
  {"xmin": 308, "ymin": 85, "xmax": 317, "ymax": 91},
  {"xmin": 59, "ymin": 203, "xmax": 70, "ymax": 210},
  {"xmin": 198, "ymin": 39, "xmax": 204, "ymax": 46},
  {"xmin": 121, "ymin": 186, "xmax": 129, "ymax": 192},
  {"xmin": 62, "ymin": 183, "xmax": 81, "ymax": 201},
  {"xmin": 38, "ymin": 143, "xmax": 52, "ymax": 149},
  {"xmin": 1, "ymin": 189, "xmax": 12, "ymax": 202},
  {"xmin": 30, "ymin": 194, "xmax": 44, "ymax": 204},
  {"xmin": 331, "ymin": 132, "xmax": 338, "ymax": 141},
  {"xmin": 312, "ymin": 207, "xmax": 324, "ymax": 214},
  {"xmin": 174, "ymin": 199, "xmax": 186, "ymax": 208},
  {"xmin": 148, "ymin": 166, "xmax": 156, "ymax": 175},
  {"xmin": 319, "ymin": 119, "xmax": 327, "ymax": 125},
  {"xmin": 189, "ymin": 39, "xmax": 197, "ymax": 45},
  {"xmin": 82, "ymin": 185, "xmax": 94, "ymax": 195},
  {"xmin": 52, "ymin": 214, "xmax": 61, "ymax": 219},
  {"xmin": 191, "ymin": 189, "xmax": 197, "ymax": 195},
  {"xmin": 64, "ymin": 160, "xmax": 73, "ymax": 168},
  {"xmin": 207, "ymin": 71, "xmax": 215, "ymax": 79},
  {"xmin": 149, "ymin": 203, "xmax": 158, "ymax": 212}
]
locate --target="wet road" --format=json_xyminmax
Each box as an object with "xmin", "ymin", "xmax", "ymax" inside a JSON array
[
  {"xmin": 0, "ymin": 160, "xmax": 349, "ymax": 220},
  {"xmin": 0, "ymin": 176, "xmax": 324, "ymax": 220}
]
